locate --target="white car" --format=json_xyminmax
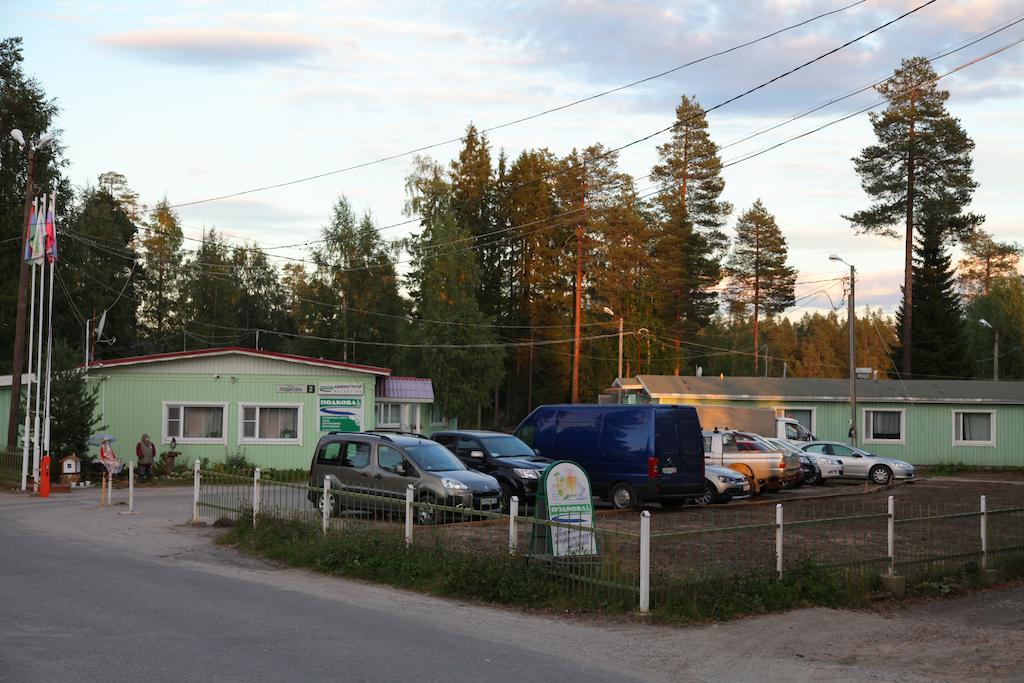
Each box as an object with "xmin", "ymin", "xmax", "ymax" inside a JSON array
[
  {"xmin": 765, "ymin": 437, "xmax": 843, "ymax": 485},
  {"xmin": 690, "ymin": 465, "xmax": 752, "ymax": 505},
  {"xmin": 801, "ymin": 441, "xmax": 915, "ymax": 486}
]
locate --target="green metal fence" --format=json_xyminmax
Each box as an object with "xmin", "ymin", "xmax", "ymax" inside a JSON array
[
  {"xmin": 193, "ymin": 466, "xmax": 1024, "ymax": 615},
  {"xmin": 0, "ymin": 451, "xmax": 22, "ymax": 484}
]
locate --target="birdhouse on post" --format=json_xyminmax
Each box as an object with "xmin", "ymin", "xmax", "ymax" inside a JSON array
[{"xmin": 60, "ymin": 455, "xmax": 82, "ymax": 485}]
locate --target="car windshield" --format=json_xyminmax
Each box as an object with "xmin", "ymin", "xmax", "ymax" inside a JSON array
[
  {"xmin": 478, "ymin": 435, "xmax": 534, "ymax": 458},
  {"xmin": 404, "ymin": 443, "xmax": 467, "ymax": 472}
]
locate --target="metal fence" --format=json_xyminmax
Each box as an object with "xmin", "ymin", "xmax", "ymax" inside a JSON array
[
  {"xmin": 192, "ymin": 464, "xmax": 1024, "ymax": 615},
  {"xmin": 0, "ymin": 451, "xmax": 21, "ymax": 484}
]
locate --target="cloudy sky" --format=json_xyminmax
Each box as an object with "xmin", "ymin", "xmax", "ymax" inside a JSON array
[{"xmin": 5, "ymin": 0, "xmax": 1023, "ymax": 314}]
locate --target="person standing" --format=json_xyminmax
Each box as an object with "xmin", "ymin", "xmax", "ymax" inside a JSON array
[{"xmin": 136, "ymin": 434, "xmax": 156, "ymax": 482}]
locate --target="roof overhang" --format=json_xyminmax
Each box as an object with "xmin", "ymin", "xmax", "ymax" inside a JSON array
[{"xmin": 85, "ymin": 347, "xmax": 391, "ymax": 376}]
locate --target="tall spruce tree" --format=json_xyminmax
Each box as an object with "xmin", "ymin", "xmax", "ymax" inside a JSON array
[
  {"xmin": 403, "ymin": 157, "xmax": 503, "ymax": 423},
  {"xmin": 180, "ymin": 229, "xmax": 238, "ymax": 347},
  {"xmin": 649, "ymin": 95, "xmax": 731, "ymax": 375},
  {"xmin": 723, "ymin": 200, "xmax": 796, "ymax": 374},
  {"xmin": 845, "ymin": 56, "xmax": 981, "ymax": 376},
  {"xmin": 232, "ymin": 244, "xmax": 288, "ymax": 351},
  {"xmin": 895, "ymin": 218, "xmax": 968, "ymax": 378}
]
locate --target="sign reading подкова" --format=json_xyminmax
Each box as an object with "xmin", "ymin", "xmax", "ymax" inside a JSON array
[
  {"xmin": 541, "ymin": 461, "xmax": 597, "ymax": 557},
  {"xmin": 319, "ymin": 397, "xmax": 362, "ymax": 432}
]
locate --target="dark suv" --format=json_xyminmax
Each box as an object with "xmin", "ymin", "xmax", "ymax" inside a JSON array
[
  {"xmin": 432, "ymin": 430, "xmax": 550, "ymax": 509},
  {"xmin": 307, "ymin": 432, "xmax": 502, "ymax": 523}
]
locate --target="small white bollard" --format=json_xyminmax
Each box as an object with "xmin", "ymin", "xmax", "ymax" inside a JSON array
[
  {"xmin": 192, "ymin": 460, "xmax": 201, "ymax": 524},
  {"xmin": 118, "ymin": 462, "xmax": 140, "ymax": 515},
  {"xmin": 775, "ymin": 503, "xmax": 784, "ymax": 580},
  {"xmin": 639, "ymin": 510, "xmax": 651, "ymax": 614},
  {"xmin": 981, "ymin": 495, "xmax": 988, "ymax": 571},
  {"xmin": 106, "ymin": 469, "xmax": 113, "ymax": 506},
  {"xmin": 508, "ymin": 496, "xmax": 519, "ymax": 555},
  {"xmin": 322, "ymin": 476, "xmax": 331, "ymax": 535},
  {"xmin": 405, "ymin": 484, "xmax": 414, "ymax": 546},
  {"xmin": 887, "ymin": 495, "xmax": 895, "ymax": 576},
  {"xmin": 253, "ymin": 468, "xmax": 261, "ymax": 527}
]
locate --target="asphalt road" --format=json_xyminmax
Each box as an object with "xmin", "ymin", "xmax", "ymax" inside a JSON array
[{"xmin": 3, "ymin": 487, "xmax": 1024, "ymax": 682}]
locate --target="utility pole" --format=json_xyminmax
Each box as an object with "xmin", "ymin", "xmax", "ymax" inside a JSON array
[
  {"xmin": 979, "ymin": 319, "xmax": 999, "ymax": 381},
  {"xmin": 571, "ymin": 168, "xmax": 586, "ymax": 403},
  {"xmin": 831, "ymin": 255, "xmax": 857, "ymax": 445},
  {"xmin": 6, "ymin": 131, "xmax": 49, "ymax": 452}
]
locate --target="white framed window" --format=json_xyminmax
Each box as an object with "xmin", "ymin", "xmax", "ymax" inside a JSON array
[
  {"xmin": 863, "ymin": 409, "xmax": 906, "ymax": 445},
  {"xmin": 952, "ymin": 410, "xmax": 995, "ymax": 447},
  {"xmin": 162, "ymin": 402, "xmax": 228, "ymax": 444},
  {"xmin": 376, "ymin": 402, "xmax": 402, "ymax": 428},
  {"xmin": 239, "ymin": 403, "xmax": 303, "ymax": 445},
  {"xmin": 775, "ymin": 406, "xmax": 816, "ymax": 435},
  {"xmin": 430, "ymin": 404, "xmax": 445, "ymax": 426}
]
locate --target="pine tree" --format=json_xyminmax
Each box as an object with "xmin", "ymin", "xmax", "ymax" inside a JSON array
[
  {"xmin": 845, "ymin": 56, "xmax": 982, "ymax": 376},
  {"xmin": 957, "ymin": 229, "xmax": 1022, "ymax": 299},
  {"xmin": 895, "ymin": 218, "xmax": 968, "ymax": 378},
  {"xmin": 723, "ymin": 200, "xmax": 796, "ymax": 374},
  {"xmin": 138, "ymin": 198, "xmax": 184, "ymax": 350},
  {"xmin": 232, "ymin": 244, "xmax": 288, "ymax": 351},
  {"xmin": 965, "ymin": 277, "xmax": 1024, "ymax": 380},
  {"xmin": 180, "ymin": 229, "xmax": 238, "ymax": 347},
  {"xmin": 47, "ymin": 343, "xmax": 104, "ymax": 462},
  {"xmin": 450, "ymin": 124, "xmax": 500, "ymax": 316},
  {"xmin": 649, "ymin": 95, "xmax": 731, "ymax": 375}
]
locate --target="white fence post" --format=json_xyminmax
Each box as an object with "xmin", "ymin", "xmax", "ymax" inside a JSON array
[
  {"xmin": 508, "ymin": 496, "xmax": 519, "ymax": 555},
  {"xmin": 253, "ymin": 467, "xmax": 261, "ymax": 528},
  {"xmin": 887, "ymin": 495, "xmax": 895, "ymax": 576},
  {"xmin": 192, "ymin": 460, "xmax": 201, "ymax": 523},
  {"xmin": 405, "ymin": 484, "xmax": 414, "ymax": 546},
  {"xmin": 775, "ymin": 503, "xmax": 784, "ymax": 580},
  {"xmin": 639, "ymin": 510, "xmax": 651, "ymax": 614},
  {"xmin": 980, "ymin": 495, "xmax": 988, "ymax": 571},
  {"xmin": 322, "ymin": 476, "xmax": 331, "ymax": 535},
  {"xmin": 128, "ymin": 461, "xmax": 135, "ymax": 513}
]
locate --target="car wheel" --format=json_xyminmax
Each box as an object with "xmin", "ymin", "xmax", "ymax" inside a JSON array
[
  {"xmin": 803, "ymin": 468, "xmax": 821, "ymax": 486},
  {"xmin": 692, "ymin": 480, "xmax": 717, "ymax": 506},
  {"xmin": 417, "ymin": 492, "xmax": 438, "ymax": 525},
  {"xmin": 610, "ymin": 483, "xmax": 637, "ymax": 510},
  {"xmin": 870, "ymin": 465, "xmax": 893, "ymax": 486}
]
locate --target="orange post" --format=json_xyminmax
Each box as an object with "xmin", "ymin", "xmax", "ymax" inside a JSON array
[{"xmin": 39, "ymin": 455, "xmax": 50, "ymax": 498}]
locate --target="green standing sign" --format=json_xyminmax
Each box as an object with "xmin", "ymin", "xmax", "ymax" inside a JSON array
[{"xmin": 531, "ymin": 461, "xmax": 597, "ymax": 557}]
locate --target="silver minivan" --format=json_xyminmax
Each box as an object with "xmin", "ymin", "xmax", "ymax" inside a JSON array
[{"xmin": 308, "ymin": 432, "xmax": 502, "ymax": 523}]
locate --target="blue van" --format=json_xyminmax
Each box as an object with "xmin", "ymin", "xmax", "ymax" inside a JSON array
[{"xmin": 514, "ymin": 404, "xmax": 705, "ymax": 509}]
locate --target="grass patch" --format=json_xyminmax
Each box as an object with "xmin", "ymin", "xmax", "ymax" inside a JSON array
[
  {"xmin": 919, "ymin": 463, "xmax": 1024, "ymax": 477},
  {"xmin": 222, "ymin": 516, "xmax": 878, "ymax": 623}
]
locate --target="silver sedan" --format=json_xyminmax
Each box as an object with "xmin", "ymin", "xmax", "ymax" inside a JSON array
[{"xmin": 800, "ymin": 441, "xmax": 915, "ymax": 486}]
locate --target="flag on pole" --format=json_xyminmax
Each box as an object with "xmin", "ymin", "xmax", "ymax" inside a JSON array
[
  {"xmin": 27, "ymin": 195, "xmax": 46, "ymax": 265},
  {"xmin": 23, "ymin": 198, "xmax": 38, "ymax": 263},
  {"xmin": 45, "ymin": 191, "xmax": 58, "ymax": 262}
]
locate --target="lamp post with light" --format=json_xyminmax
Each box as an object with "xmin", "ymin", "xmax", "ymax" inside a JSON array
[
  {"xmin": 7, "ymin": 129, "xmax": 53, "ymax": 455},
  {"xmin": 829, "ymin": 254, "xmax": 857, "ymax": 445},
  {"xmin": 603, "ymin": 306, "xmax": 624, "ymax": 382}
]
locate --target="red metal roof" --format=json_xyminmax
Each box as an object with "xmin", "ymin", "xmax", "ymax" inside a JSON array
[{"xmin": 86, "ymin": 346, "xmax": 391, "ymax": 376}]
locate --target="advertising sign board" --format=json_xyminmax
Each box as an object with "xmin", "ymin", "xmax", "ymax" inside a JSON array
[
  {"xmin": 319, "ymin": 384, "xmax": 364, "ymax": 396},
  {"xmin": 319, "ymin": 397, "xmax": 362, "ymax": 432},
  {"xmin": 531, "ymin": 461, "xmax": 597, "ymax": 557}
]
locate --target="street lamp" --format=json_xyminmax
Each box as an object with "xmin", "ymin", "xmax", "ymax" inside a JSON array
[
  {"xmin": 603, "ymin": 306, "xmax": 624, "ymax": 384},
  {"xmin": 829, "ymin": 255, "xmax": 857, "ymax": 445},
  {"xmin": 979, "ymin": 319, "xmax": 999, "ymax": 381},
  {"xmin": 6, "ymin": 129, "xmax": 54, "ymax": 463}
]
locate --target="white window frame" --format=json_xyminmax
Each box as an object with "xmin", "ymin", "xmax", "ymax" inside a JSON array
[
  {"xmin": 952, "ymin": 409, "xmax": 996, "ymax": 448},
  {"xmin": 238, "ymin": 403, "xmax": 304, "ymax": 446},
  {"xmin": 162, "ymin": 401, "xmax": 229, "ymax": 445},
  {"xmin": 376, "ymin": 402, "xmax": 402, "ymax": 429},
  {"xmin": 862, "ymin": 408, "xmax": 906, "ymax": 445},
  {"xmin": 774, "ymin": 406, "xmax": 817, "ymax": 435}
]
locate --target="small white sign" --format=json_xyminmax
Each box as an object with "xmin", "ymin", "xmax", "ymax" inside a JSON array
[
  {"xmin": 319, "ymin": 383, "xmax": 364, "ymax": 396},
  {"xmin": 543, "ymin": 461, "xmax": 597, "ymax": 557},
  {"xmin": 276, "ymin": 384, "xmax": 309, "ymax": 394}
]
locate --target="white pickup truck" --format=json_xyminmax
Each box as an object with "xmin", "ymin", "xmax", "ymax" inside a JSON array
[
  {"xmin": 702, "ymin": 429, "xmax": 803, "ymax": 493},
  {"xmin": 694, "ymin": 405, "xmax": 815, "ymax": 443}
]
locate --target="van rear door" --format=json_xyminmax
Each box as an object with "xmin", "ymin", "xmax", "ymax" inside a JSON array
[{"xmin": 654, "ymin": 409, "xmax": 704, "ymax": 493}]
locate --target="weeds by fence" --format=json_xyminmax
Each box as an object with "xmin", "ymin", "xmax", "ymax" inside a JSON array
[
  {"xmin": 196, "ymin": 467, "xmax": 1024, "ymax": 619},
  {"xmin": 0, "ymin": 451, "xmax": 21, "ymax": 484}
]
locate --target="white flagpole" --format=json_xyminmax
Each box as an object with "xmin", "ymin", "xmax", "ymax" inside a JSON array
[
  {"xmin": 21, "ymin": 248, "xmax": 36, "ymax": 492},
  {"xmin": 31, "ymin": 197, "xmax": 47, "ymax": 492},
  {"xmin": 43, "ymin": 192, "xmax": 57, "ymax": 457}
]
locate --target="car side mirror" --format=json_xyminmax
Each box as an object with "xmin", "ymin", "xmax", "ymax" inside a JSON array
[
  {"xmin": 533, "ymin": 448, "xmax": 541, "ymax": 456},
  {"xmin": 394, "ymin": 462, "xmax": 407, "ymax": 475},
  {"xmin": 470, "ymin": 450, "xmax": 484, "ymax": 459}
]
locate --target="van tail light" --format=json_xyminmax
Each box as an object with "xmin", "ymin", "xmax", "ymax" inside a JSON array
[
  {"xmin": 780, "ymin": 460, "xmax": 787, "ymax": 471},
  {"xmin": 648, "ymin": 456, "xmax": 659, "ymax": 479}
]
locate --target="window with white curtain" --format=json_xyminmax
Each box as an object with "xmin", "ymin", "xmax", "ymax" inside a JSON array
[
  {"xmin": 864, "ymin": 409, "xmax": 904, "ymax": 443},
  {"xmin": 164, "ymin": 403, "xmax": 227, "ymax": 443},
  {"xmin": 953, "ymin": 411, "xmax": 994, "ymax": 446},
  {"xmin": 240, "ymin": 404, "xmax": 301, "ymax": 443}
]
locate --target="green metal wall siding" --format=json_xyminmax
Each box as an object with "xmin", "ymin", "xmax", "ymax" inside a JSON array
[
  {"xmin": 89, "ymin": 370, "xmax": 379, "ymax": 470},
  {"xmin": 653, "ymin": 395, "xmax": 1024, "ymax": 466}
]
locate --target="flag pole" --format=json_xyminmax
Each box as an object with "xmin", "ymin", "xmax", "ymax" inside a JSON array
[
  {"xmin": 21, "ymin": 248, "xmax": 36, "ymax": 492},
  {"xmin": 31, "ymin": 196, "xmax": 47, "ymax": 492},
  {"xmin": 43, "ymin": 193, "xmax": 56, "ymax": 458}
]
